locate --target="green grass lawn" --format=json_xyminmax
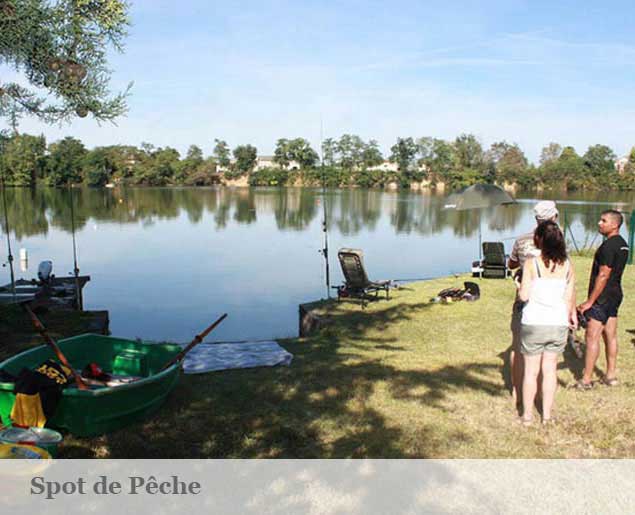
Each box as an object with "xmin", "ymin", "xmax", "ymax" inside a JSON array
[{"xmin": 28, "ymin": 255, "xmax": 635, "ymax": 457}]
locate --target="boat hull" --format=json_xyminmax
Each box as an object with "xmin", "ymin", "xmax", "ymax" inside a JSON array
[{"xmin": 0, "ymin": 334, "xmax": 182, "ymax": 437}]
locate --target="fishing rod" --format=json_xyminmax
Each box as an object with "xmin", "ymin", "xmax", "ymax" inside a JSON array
[
  {"xmin": 391, "ymin": 272, "xmax": 462, "ymax": 283},
  {"xmin": 391, "ymin": 277, "xmax": 437, "ymax": 283},
  {"xmin": 68, "ymin": 184, "xmax": 82, "ymax": 310},
  {"xmin": 1, "ymin": 172, "xmax": 16, "ymax": 301},
  {"xmin": 320, "ymin": 119, "xmax": 331, "ymax": 298}
]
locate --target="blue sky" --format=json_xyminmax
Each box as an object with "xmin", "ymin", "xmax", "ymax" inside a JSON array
[{"xmin": 8, "ymin": 0, "xmax": 635, "ymax": 162}]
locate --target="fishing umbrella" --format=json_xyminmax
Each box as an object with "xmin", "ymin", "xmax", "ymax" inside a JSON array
[{"xmin": 444, "ymin": 183, "xmax": 515, "ymax": 261}]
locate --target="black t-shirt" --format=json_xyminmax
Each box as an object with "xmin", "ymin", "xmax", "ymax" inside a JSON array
[{"xmin": 588, "ymin": 234, "xmax": 629, "ymax": 303}]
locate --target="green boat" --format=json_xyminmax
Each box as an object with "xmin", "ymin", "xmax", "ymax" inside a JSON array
[{"xmin": 0, "ymin": 334, "xmax": 182, "ymax": 437}]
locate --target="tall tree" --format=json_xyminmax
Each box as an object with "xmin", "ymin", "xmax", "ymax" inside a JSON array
[
  {"xmin": 273, "ymin": 138, "xmax": 290, "ymax": 168},
  {"xmin": 544, "ymin": 146, "xmax": 586, "ymax": 190},
  {"xmin": 233, "ymin": 144, "xmax": 257, "ymax": 173},
  {"xmin": 484, "ymin": 141, "xmax": 511, "ymax": 165},
  {"xmin": 361, "ymin": 140, "xmax": 383, "ymax": 168},
  {"xmin": 174, "ymin": 145, "xmax": 204, "ymax": 183},
  {"xmin": 0, "ymin": 133, "xmax": 46, "ymax": 185},
  {"xmin": 389, "ymin": 137, "xmax": 418, "ymax": 172},
  {"xmin": 101, "ymin": 145, "xmax": 145, "ymax": 179},
  {"xmin": 486, "ymin": 141, "xmax": 528, "ymax": 184},
  {"xmin": 416, "ymin": 137, "xmax": 434, "ymax": 166},
  {"xmin": 321, "ymin": 138, "xmax": 337, "ymax": 167},
  {"xmin": 133, "ymin": 146, "xmax": 180, "ymax": 186},
  {"xmin": 213, "ymin": 139, "xmax": 231, "ymax": 168},
  {"xmin": 0, "ymin": 0, "xmax": 131, "ymax": 125},
  {"xmin": 337, "ymin": 134, "xmax": 365, "ymax": 170},
  {"xmin": 539, "ymin": 143, "xmax": 563, "ymax": 166},
  {"xmin": 583, "ymin": 144, "xmax": 616, "ymax": 180},
  {"xmin": 420, "ymin": 138, "xmax": 455, "ymax": 183},
  {"xmin": 152, "ymin": 147, "xmax": 180, "ymax": 185},
  {"xmin": 185, "ymin": 144, "xmax": 203, "ymax": 164},
  {"xmin": 453, "ymin": 134, "xmax": 483, "ymax": 171},
  {"xmin": 83, "ymin": 147, "xmax": 114, "ymax": 187},
  {"xmin": 46, "ymin": 136, "xmax": 86, "ymax": 186},
  {"xmin": 498, "ymin": 145, "xmax": 529, "ymax": 184},
  {"xmin": 287, "ymin": 138, "xmax": 318, "ymax": 168}
]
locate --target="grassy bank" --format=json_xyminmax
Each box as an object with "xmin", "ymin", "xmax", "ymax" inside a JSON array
[{"xmin": 18, "ymin": 255, "xmax": 635, "ymax": 457}]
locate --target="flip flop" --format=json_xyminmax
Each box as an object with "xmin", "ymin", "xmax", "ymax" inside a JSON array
[
  {"xmin": 519, "ymin": 416, "xmax": 534, "ymax": 427},
  {"xmin": 601, "ymin": 377, "xmax": 619, "ymax": 387},
  {"xmin": 571, "ymin": 380, "xmax": 594, "ymax": 391}
]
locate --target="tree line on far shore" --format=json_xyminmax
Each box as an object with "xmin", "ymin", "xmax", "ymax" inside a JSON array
[{"xmin": 1, "ymin": 131, "xmax": 635, "ymax": 191}]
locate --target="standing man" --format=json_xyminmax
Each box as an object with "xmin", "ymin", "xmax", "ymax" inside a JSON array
[
  {"xmin": 508, "ymin": 200, "xmax": 559, "ymax": 405},
  {"xmin": 577, "ymin": 210, "xmax": 629, "ymax": 388}
]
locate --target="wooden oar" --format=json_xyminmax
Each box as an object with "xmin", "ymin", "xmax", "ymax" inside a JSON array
[
  {"xmin": 23, "ymin": 303, "xmax": 89, "ymax": 390},
  {"xmin": 160, "ymin": 313, "xmax": 228, "ymax": 371}
]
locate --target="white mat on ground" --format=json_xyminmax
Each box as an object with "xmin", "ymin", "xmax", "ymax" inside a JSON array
[{"xmin": 182, "ymin": 341, "xmax": 293, "ymax": 374}]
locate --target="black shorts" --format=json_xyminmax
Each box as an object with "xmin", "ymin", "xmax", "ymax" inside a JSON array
[{"xmin": 585, "ymin": 298, "xmax": 622, "ymax": 324}]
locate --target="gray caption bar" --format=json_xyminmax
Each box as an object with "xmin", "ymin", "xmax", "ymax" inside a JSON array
[{"xmin": 1, "ymin": 460, "xmax": 633, "ymax": 514}]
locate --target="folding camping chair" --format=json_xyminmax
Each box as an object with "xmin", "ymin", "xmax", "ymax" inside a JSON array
[
  {"xmin": 334, "ymin": 248, "xmax": 391, "ymax": 307},
  {"xmin": 480, "ymin": 241, "xmax": 509, "ymax": 279}
]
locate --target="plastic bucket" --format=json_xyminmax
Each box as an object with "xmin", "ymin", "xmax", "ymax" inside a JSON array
[
  {"xmin": 0, "ymin": 427, "xmax": 62, "ymax": 457},
  {"xmin": 0, "ymin": 442, "xmax": 51, "ymax": 460}
]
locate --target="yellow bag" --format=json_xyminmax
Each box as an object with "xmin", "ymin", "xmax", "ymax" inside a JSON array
[
  {"xmin": 10, "ymin": 359, "xmax": 72, "ymax": 427},
  {"xmin": 10, "ymin": 393, "xmax": 47, "ymax": 428}
]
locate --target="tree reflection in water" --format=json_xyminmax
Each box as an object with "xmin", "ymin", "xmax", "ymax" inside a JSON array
[{"xmin": 0, "ymin": 187, "xmax": 632, "ymax": 242}]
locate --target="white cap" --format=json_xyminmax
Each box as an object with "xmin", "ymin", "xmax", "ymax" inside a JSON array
[{"xmin": 534, "ymin": 200, "xmax": 558, "ymax": 221}]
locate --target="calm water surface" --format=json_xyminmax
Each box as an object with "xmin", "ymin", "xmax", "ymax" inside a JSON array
[{"xmin": 1, "ymin": 187, "xmax": 632, "ymax": 341}]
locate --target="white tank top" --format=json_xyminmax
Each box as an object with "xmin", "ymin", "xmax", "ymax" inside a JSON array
[{"xmin": 521, "ymin": 258, "xmax": 570, "ymax": 326}]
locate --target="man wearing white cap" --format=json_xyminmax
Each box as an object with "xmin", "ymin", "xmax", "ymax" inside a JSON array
[{"xmin": 508, "ymin": 200, "xmax": 559, "ymax": 406}]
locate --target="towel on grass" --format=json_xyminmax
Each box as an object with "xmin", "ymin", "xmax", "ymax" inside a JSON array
[{"xmin": 182, "ymin": 341, "xmax": 293, "ymax": 374}]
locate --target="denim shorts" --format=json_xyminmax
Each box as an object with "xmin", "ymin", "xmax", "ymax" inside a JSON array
[{"xmin": 585, "ymin": 298, "xmax": 622, "ymax": 325}]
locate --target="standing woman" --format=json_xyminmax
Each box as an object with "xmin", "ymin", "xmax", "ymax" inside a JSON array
[{"xmin": 518, "ymin": 221, "xmax": 577, "ymax": 425}]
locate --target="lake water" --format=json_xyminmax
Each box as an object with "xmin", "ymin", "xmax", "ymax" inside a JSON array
[{"xmin": 0, "ymin": 187, "xmax": 632, "ymax": 342}]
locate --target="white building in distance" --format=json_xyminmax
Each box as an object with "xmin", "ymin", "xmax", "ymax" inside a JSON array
[
  {"xmin": 368, "ymin": 160, "xmax": 400, "ymax": 172},
  {"xmin": 253, "ymin": 156, "xmax": 301, "ymax": 171},
  {"xmin": 615, "ymin": 155, "xmax": 630, "ymax": 173}
]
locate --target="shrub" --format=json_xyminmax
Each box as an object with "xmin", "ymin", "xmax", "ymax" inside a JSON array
[{"xmin": 248, "ymin": 167, "xmax": 292, "ymax": 186}]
